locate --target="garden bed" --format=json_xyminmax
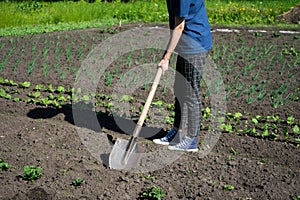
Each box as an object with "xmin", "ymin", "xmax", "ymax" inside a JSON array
[{"xmin": 0, "ymin": 23, "xmax": 299, "ymax": 199}]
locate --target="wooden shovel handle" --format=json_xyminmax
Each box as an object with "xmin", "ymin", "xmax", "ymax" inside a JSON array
[{"xmin": 133, "ymin": 67, "xmax": 163, "ymax": 137}]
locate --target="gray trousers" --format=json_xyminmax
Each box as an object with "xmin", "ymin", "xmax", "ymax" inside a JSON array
[{"xmin": 173, "ymin": 52, "xmax": 208, "ymax": 137}]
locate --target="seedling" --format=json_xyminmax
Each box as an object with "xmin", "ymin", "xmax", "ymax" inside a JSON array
[
  {"xmin": 293, "ymin": 125, "xmax": 299, "ymax": 134},
  {"xmin": 203, "ymin": 107, "xmax": 211, "ymax": 120},
  {"xmin": 152, "ymin": 100, "xmax": 164, "ymax": 107},
  {"xmin": 138, "ymin": 174, "xmax": 155, "ymax": 180},
  {"xmin": 56, "ymin": 86, "xmax": 65, "ymax": 93},
  {"xmin": 4, "ymin": 79, "xmax": 17, "ymax": 86},
  {"xmin": 0, "ymin": 88, "xmax": 11, "ymax": 99},
  {"xmin": 28, "ymin": 91, "xmax": 41, "ymax": 98},
  {"xmin": 20, "ymin": 165, "xmax": 43, "ymax": 182},
  {"xmin": 141, "ymin": 185, "xmax": 165, "ymax": 200},
  {"xmin": 226, "ymin": 156, "xmax": 235, "ymax": 161},
  {"xmin": 119, "ymin": 95, "xmax": 134, "ymax": 103},
  {"xmin": 165, "ymin": 116, "xmax": 174, "ymax": 124},
  {"xmin": 13, "ymin": 97, "xmax": 22, "ymax": 102},
  {"xmin": 106, "ymin": 102, "xmax": 114, "ymax": 109},
  {"xmin": 251, "ymin": 118, "xmax": 259, "ymax": 125},
  {"xmin": 72, "ymin": 177, "xmax": 83, "ymax": 186},
  {"xmin": 273, "ymin": 32, "xmax": 280, "ymax": 38},
  {"xmin": 230, "ymin": 147, "xmax": 237, "ymax": 156},
  {"xmin": 253, "ymin": 32, "xmax": 262, "ymax": 37},
  {"xmin": 0, "ymin": 159, "xmax": 12, "ymax": 171},
  {"xmin": 80, "ymin": 95, "xmax": 90, "ymax": 101},
  {"xmin": 34, "ymin": 84, "xmax": 44, "ymax": 91},
  {"xmin": 287, "ymin": 116, "xmax": 295, "ymax": 125},
  {"xmin": 48, "ymin": 93, "xmax": 55, "ymax": 100},
  {"xmin": 167, "ymin": 103, "xmax": 174, "ymax": 111},
  {"xmin": 139, "ymin": 105, "xmax": 144, "ymax": 113},
  {"xmin": 292, "ymin": 195, "xmax": 300, "ymax": 200},
  {"xmin": 261, "ymin": 129, "xmax": 269, "ymax": 137},
  {"xmin": 223, "ymin": 184, "xmax": 234, "ymax": 191},
  {"xmin": 19, "ymin": 81, "xmax": 31, "ymax": 88},
  {"xmin": 220, "ymin": 123, "xmax": 233, "ymax": 133},
  {"xmin": 44, "ymin": 84, "xmax": 54, "ymax": 93}
]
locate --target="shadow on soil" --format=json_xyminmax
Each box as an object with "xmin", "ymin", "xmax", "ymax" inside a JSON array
[
  {"xmin": 26, "ymin": 102, "xmax": 166, "ymax": 140},
  {"xmin": 27, "ymin": 102, "xmax": 166, "ymax": 168}
]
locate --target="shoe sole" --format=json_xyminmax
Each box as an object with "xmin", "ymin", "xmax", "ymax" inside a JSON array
[
  {"xmin": 153, "ymin": 139, "xmax": 169, "ymax": 146},
  {"xmin": 168, "ymin": 147, "xmax": 198, "ymax": 152}
]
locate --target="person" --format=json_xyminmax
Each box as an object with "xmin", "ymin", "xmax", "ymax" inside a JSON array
[{"xmin": 153, "ymin": 0, "xmax": 212, "ymax": 152}]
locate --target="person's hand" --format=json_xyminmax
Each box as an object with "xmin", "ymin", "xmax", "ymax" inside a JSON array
[{"xmin": 158, "ymin": 58, "xmax": 169, "ymax": 75}]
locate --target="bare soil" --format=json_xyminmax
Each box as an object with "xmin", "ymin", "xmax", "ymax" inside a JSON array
[{"xmin": 0, "ymin": 23, "xmax": 299, "ymax": 199}]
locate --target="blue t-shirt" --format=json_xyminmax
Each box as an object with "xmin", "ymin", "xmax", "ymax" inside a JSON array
[{"xmin": 166, "ymin": 0, "xmax": 212, "ymax": 54}]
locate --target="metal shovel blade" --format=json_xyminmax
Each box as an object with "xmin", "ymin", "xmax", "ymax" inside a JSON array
[
  {"xmin": 109, "ymin": 68, "xmax": 162, "ymax": 171},
  {"xmin": 109, "ymin": 137, "xmax": 142, "ymax": 170}
]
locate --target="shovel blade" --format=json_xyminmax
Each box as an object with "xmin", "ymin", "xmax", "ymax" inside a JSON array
[{"xmin": 109, "ymin": 138, "xmax": 142, "ymax": 170}]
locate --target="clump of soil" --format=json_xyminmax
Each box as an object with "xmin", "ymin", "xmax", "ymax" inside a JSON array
[{"xmin": 278, "ymin": 4, "xmax": 300, "ymax": 24}]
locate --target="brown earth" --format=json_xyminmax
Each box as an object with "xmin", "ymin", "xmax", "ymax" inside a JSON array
[
  {"xmin": 0, "ymin": 23, "xmax": 299, "ymax": 199},
  {"xmin": 278, "ymin": 4, "xmax": 300, "ymax": 24}
]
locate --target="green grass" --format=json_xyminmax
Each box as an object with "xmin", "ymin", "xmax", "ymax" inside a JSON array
[
  {"xmin": 0, "ymin": 0, "xmax": 299, "ymax": 36},
  {"xmin": 206, "ymin": 0, "xmax": 299, "ymax": 25},
  {"xmin": 0, "ymin": 0, "xmax": 167, "ymax": 28}
]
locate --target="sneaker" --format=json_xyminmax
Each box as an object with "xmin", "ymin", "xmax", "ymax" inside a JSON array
[
  {"xmin": 168, "ymin": 136, "xmax": 198, "ymax": 152},
  {"xmin": 153, "ymin": 129, "xmax": 182, "ymax": 145}
]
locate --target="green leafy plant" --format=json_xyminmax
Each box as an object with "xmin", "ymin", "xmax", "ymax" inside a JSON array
[
  {"xmin": 72, "ymin": 177, "xmax": 83, "ymax": 186},
  {"xmin": 44, "ymin": 84, "xmax": 54, "ymax": 93},
  {"xmin": 138, "ymin": 174, "xmax": 155, "ymax": 180},
  {"xmin": 292, "ymin": 195, "xmax": 300, "ymax": 200},
  {"xmin": 165, "ymin": 116, "xmax": 174, "ymax": 124},
  {"xmin": 287, "ymin": 116, "xmax": 295, "ymax": 125},
  {"xmin": 13, "ymin": 97, "xmax": 22, "ymax": 102},
  {"xmin": 4, "ymin": 79, "xmax": 17, "ymax": 86},
  {"xmin": 19, "ymin": 81, "xmax": 31, "ymax": 88},
  {"xmin": 28, "ymin": 91, "xmax": 41, "ymax": 98},
  {"xmin": 166, "ymin": 103, "xmax": 174, "ymax": 111},
  {"xmin": 203, "ymin": 107, "xmax": 211, "ymax": 120},
  {"xmin": 34, "ymin": 84, "xmax": 43, "ymax": 91},
  {"xmin": 119, "ymin": 95, "xmax": 134, "ymax": 103},
  {"xmin": 152, "ymin": 100, "xmax": 164, "ymax": 107},
  {"xmin": 220, "ymin": 123, "xmax": 233, "ymax": 133},
  {"xmin": 223, "ymin": 184, "xmax": 234, "ymax": 191},
  {"xmin": 56, "ymin": 85, "xmax": 65, "ymax": 93},
  {"xmin": 0, "ymin": 159, "xmax": 12, "ymax": 171},
  {"xmin": 20, "ymin": 165, "xmax": 43, "ymax": 182},
  {"xmin": 141, "ymin": 185, "xmax": 165, "ymax": 200},
  {"xmin": 293, "ymin": 125, "xmax": 299, "ymax": 135},
  {"xmin": 0, "ymin": 88, "xmax": 11, "ymax": 99}
]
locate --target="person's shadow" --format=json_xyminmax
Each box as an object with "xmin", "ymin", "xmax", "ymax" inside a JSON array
[
  {"xmin": 27, "ymin": 102, "xmax": 166, "ymax": 143},
  {"xmin": 27, "ymin": 102, "xmax": 166, "ymax": 168}
]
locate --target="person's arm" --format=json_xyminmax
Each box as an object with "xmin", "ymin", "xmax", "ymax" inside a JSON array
[{"xmin": 158, "ymin": 16, "xmax": 185, "ymax": 75}]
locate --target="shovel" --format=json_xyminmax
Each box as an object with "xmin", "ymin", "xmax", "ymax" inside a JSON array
[{"xmin": 109, "ymin": 67, "xmax": 163, "ymax": 170}]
